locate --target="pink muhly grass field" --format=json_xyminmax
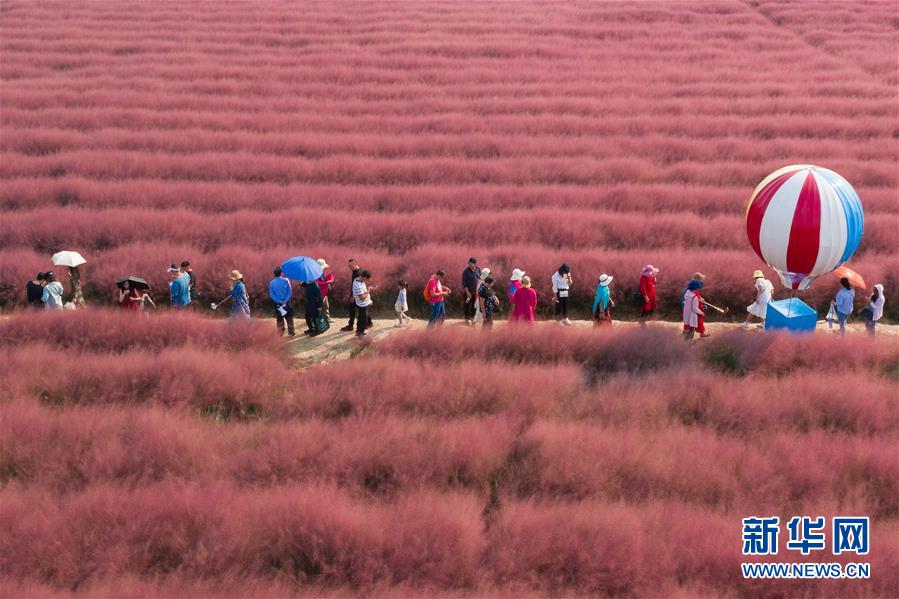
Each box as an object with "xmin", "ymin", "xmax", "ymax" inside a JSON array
[{"xmin": 2, "ymin": 310, "xmax": 898, "ymax": 596}]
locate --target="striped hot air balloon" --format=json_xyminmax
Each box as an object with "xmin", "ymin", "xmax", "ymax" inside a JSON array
[{"xmin": 745, "ymin": 165, "xmax": 863, "ymax": 291}]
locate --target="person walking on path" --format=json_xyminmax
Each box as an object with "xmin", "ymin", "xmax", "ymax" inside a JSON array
[
  {"xmin": 169, "ymin": 265, "xmax": 191, "ymax": 308},
  {"xmin": 551, "ymin": 263, "xmax": 573, "ymax": 326},
  {"xmin": 41, "ymin": 271, "xmax": 64, "ymax": 310},
  {"xmin": 680, "ymin": 272, "xmax": 705, "ymax": 307},
  {"xmin": 395, "ymin": 279, "xmax": 409, "ymax": 327},
  {"xmin": 316, "ymin": 259, "xmax": 335, "ymax": 322},
  {"xmin": 478, "ymin": 275, "xmax": 500, "ymax": 329},
  {"xmin": 426, "ymin": 270, "xmax": 452, "ymax": 327},
  {"xmin": 473, "ymin": 267, "xmax": 491, "ymax": 325},
  {"xmin": 341, "ymin": 258, "xmax": 362, "ymax": 332},
  {"xmin": 509, "ymin": 268, "xmax": 525, "ymax": 301},
  {"xmin": 592, "ymin": 273, "xmax": 615, "ymax": 327},
  {"xmin": 831, "ymin": 277, "xmax": 855, "ymax": 334},
  {"xmin": 181, "ymin": 260, "xmax": 197, "ymax": 302},
  {"xmin": 692, "ymin": 278, "xmax": 710, "ymax": 338},
  {"xmin": 268, "ymin": 266, "xmax": 295, "ymax": 336},
  {"xmin": 741, "ymin": 270, "xmax": 774, "ymax": 329},
  {"xmin": 638, "ymin": 265, "xmax": 659, "ymax": 325},
  {"xmin": 682, "ymin": 279, "xmax": 705, "ymax": 340},
  {"xmin": 27, "ymin": 272, "xmax": 46, "ymax": 309},
  {"xmin": 118, "ymin": 280, "xmax": 142, "ymax": 312},
  {"xmin": 510, "ymin": 275, "xmax": 537, "ymax": 323},
  {"xmin": 462, "ymin": 257, "xmax": 481, "ymax": 326},
  {"xmin": 860, "ymin": 284, "xmax": 885, "ymax": 337},
  {"xmin": 228, "ymin": 270, "xmax": 250, "ymax": 320},
  {"xmin": 301, "ymin": 278, "xmax": 324, "ymax": 336},
  {"xmin": 353, "ymin": 270, "xmax": 376, "ymax": 338}
]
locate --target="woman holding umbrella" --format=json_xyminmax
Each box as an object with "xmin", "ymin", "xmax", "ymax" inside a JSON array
[
  {"xmin": 116, "ymin": 276, "xmax": 154, "ymax": 313},
  {"xmin": 118, "ymin": 280, "xmax": 142, "ymax": 311}
]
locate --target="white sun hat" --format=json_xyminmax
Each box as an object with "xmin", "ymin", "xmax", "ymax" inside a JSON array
[
  {"xmin": 599, "ymin": 274, "xmax": 613, "ymax": 286},
  {"xmin": 510, "ymin": 268, "xmax": 526, "ymax": 281}
]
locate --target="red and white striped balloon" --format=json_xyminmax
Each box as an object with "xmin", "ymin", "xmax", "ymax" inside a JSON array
[{"xmin": 745, "ymin": 165, "xmax": 864, "ymax": 290}]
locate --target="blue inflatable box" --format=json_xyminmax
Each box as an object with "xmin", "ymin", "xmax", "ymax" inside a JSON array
[{"xmin": 764, "ymin": 298, "xmax": 817, "ymax": 333}]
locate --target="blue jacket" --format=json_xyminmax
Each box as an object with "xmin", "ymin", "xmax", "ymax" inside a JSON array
[
  {"xmin": 269, "ymin": 276, "xmax": 292, "ymax": 304},
  {"xmin": 171, "ymin": 273, "xmax": 191, "ymax": 306}
]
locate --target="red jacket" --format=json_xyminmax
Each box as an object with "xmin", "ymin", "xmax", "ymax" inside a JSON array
[{"xmin": 639, "ymin": 275, "xmax": 657, "ymax": 312}]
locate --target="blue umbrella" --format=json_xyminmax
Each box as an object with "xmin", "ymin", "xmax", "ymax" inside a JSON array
[{"xmin": 281, "ymin": 256, "xmax": 323, "ymax": 282}]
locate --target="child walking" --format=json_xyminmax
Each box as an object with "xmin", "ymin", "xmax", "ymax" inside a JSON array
[{"xmin": 395, "ymin": 279, "xmax": 409, "ymax": 327}]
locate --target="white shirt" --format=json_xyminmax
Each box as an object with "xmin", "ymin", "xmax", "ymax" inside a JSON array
[
  {"xmin": 551, "ymin": 272, "xmax": 570, "ymax": 293},
  {"xmin": 42, "ymin": 281, "xmax": 64, "ymax": 309},
  {"xmin": 353, "ymin": 279, "xmax": 372, "ymax": 308}
]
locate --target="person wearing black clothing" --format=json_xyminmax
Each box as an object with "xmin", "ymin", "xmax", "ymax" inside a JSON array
[
  {"xmin": 26, "ymin": 272, "xmax": 46, "ymax": 308},
  {"xmin": 301, "ymin": 280, "xmax": 324, "ymax": 336},
  {"xmin": 181, "ymin": 260, "xmax": 197, "ymax": 301},
  {"xmin": 341, "ymin": 258, "xmax": 362, "ymax": 332},
  {"xmin": 478, "ymin": 276, "xmax": 499, "ymax": 329},
  {"xmin": 461, "ymin": 257, "xmax": 481, "ymax": 326}
]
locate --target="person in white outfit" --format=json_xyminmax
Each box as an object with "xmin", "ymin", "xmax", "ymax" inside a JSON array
[
  {"xmin": 41, "ymin": 271, "xmax": 64, "ymax": 310},
  {"xmin": 551, "ymin": 263, "xmax": 573, "ymax": 326},
  {"xmin": 742, "ymin": 270, "xmax": 774, "ymax": 328},
  {"xmin": 861, "ymin": 284, "xmax": 885, "ymax": 337},
  {"xmin": 682, "ymin": 279, "xmax": 704, "ymax": 340},
  {"xmin": 395, "ymin": 279, "xmax": 409, "ymax": 327}
]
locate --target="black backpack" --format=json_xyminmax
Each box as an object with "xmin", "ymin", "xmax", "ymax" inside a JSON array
[{"xmin": 630, "ymin": 290, "xmax": 646, "ymax": 308}]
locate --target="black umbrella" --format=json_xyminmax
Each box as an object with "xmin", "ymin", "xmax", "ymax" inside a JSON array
[{"xmin": 115, "ymin": 276, "xmax": 151, "ymax": 290}]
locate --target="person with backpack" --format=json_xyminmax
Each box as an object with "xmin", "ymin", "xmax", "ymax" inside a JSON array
[
  {"xmin": 592, "ymin": 273, "xmax": 614, "ymax": 327},
  {"xmin": 268, "ymin": 266, "xmax": 295, "ymax": 336},
  {"xmin": 682, "ymin": 279, "xmax": 704, "ymax": 340},
  {"xmin": 551, "ymin": 263, "xmax": 573, "ymax": 326},
  {"xmin": 637, "ymin": 264, "xmax": 659, "ymax": 325},
  {"xmin": 860, "ymin": 284, "xmax": 885, "ymax": 337},
  {"xmin": 316, "ymin": 259, "xmax": 335, "ymax": 322},
  {"xmin": 510, "ymin": 275, "xmax": 537, "ymax": 323},
  {"xmin": 353, "ymin": 270, "xmax": 376, "ymax": 338},
  {"xmin": 473, "ymin": 267, "xmax": 491, "ymax": 325},
  {"xmin": 41, "ymin": 271, "xmax": 64, "ymax": 310},
  {"xmin": 341, "ymin": 258, "xmax": 362, "ymax": 332},
  {"xmin": 462, "ymin": 257, "xmax": 481, "ymax": 326},
  {"xmin": 425, "ymin": 269, "xmax": 452, "ymax": 327}
]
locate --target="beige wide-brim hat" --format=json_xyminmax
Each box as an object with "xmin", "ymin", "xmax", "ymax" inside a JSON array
[
  {"xmin": 228, "ymin": 269, "xmax": 243, "ymax": 281},
  {"xmin": 480, "ymin": 268, "xmax": 491, "ymax": 279},
  {"xmin": 317, "ymin": 259, "xmax": 329, "ymax": 269},
  {"xmin": 599, "ymin": 274, "xmax": 613, "ymax": 286},
  {"xmin": 510, "ymin": 268, "xmax": 526, "ymax": 281},
  {"xmin": 752, "ymin": 270, "xmax": 764, "ymax": 279}
]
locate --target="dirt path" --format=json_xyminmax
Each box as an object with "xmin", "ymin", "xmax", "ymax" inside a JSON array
[{"xmin": 285, "ymin": 317, "xmax": 897, "ymax": 366}]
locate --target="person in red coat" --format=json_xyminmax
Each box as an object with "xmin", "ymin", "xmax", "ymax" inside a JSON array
[
  {"xmin": 639, "ymin": 264, "xmax": 659, "ymax": 325},
  {"xmin": 510, "ymin": 275, "xmax": 537, "ymax": 323}
]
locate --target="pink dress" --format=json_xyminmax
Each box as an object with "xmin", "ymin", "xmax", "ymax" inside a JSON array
[{"xmin": 510, "ymin": 287, "xmax": 537, "ymax": 323}]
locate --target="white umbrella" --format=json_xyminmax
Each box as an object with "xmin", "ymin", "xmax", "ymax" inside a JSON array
[{"xmin": 51, "ymin": 251, "xmax": 87, "ymax": 267}]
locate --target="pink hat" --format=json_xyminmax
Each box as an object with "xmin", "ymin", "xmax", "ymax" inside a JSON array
[{"xmin": 641, "ymin": 265, "xmax": 659, "ymax": 277}]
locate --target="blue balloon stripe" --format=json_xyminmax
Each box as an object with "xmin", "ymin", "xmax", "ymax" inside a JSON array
[{"xmin": 816, "ymin": 168, "xmax": 863, "ymax": 264}]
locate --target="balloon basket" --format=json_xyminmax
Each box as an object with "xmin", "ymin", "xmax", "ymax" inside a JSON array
[{"xmin": 764, "ymin": 298, "xmax": 817, "ymax": 333}]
